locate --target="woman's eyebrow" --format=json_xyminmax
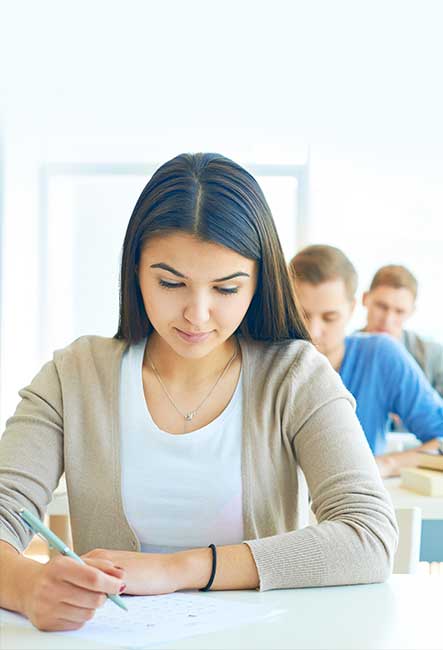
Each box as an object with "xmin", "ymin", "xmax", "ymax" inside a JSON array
[
  {"xmin": 150, "ymin": 263, "xmax": 185, "ymax": 278},
  {"xmin": 213, "ymin": 272, "xmax": 250, "ymax": 282},
  {"xmin": 150, "ymin": 263, "xmax": 250, "ymax": 283}
]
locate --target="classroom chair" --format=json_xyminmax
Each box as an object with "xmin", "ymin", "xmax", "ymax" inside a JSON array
[{"xmin": 393, "ymin": 507, "xmax": 422, "ymax": 574}]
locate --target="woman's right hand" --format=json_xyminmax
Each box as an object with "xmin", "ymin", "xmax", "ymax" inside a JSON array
[{"xmin": 21, "ymin": 555, "xmax": 126, "ymax": 631}]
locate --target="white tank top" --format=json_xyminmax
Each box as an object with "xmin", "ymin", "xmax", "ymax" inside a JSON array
[{"xmin": 120, "ymin": 339, "xmax": 244, "ymax": 553}]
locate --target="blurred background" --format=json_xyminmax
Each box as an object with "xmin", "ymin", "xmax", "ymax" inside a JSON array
[{"xmin": 1, "ymin": 0, "xmax": 442, "ymax": 430}]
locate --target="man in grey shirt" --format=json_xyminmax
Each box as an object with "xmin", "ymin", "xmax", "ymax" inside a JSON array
[{"xmin": 362, "ymin": 264, "xmax": 443, "ymax": 397}]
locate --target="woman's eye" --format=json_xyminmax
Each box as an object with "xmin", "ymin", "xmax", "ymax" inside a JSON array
[
  {"xmin": 216, "ymin": 287, "xmax": 239, "ymax": 295},
  {"xmin": 158, "ymin": 280, "xmax": 238, "ymax": 294},
  {"xmin": 159, "ymin": 279, "xmax": 184, "ymax": 289}
]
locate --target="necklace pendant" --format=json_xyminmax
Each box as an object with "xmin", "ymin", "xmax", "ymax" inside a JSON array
[{"xmin": 184, "ymin": 411, "xmax": 196, "ymax": 421}]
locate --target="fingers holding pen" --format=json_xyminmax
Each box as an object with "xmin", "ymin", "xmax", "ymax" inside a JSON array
[
  {"xmin": 23, "ymin": 555, "xmax": 126, "ymax": 631},
  {"xmin": 58, "ymin": 580, "xmax": 108, "ymax": 609},
  {"xmin": 31, "ymin": 553, "xmax": 125, "ymax": 590}
]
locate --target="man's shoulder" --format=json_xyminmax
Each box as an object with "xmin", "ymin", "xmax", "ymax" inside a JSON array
[
  {"xmin": 346, "ymin": 332, "xmax": 401, "ymax": 355},
  {"xmin": 345, "ymin": 333, "xmax": 410, "ymax": 376}
]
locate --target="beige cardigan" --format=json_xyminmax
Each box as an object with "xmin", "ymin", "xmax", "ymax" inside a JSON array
[{"xmin": 0, "ymin": 335, "xmax": 397, "ymax": 591}]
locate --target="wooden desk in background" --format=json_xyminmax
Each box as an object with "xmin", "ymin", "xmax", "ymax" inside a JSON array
[{"xmin": 46, "ymin": 476, "xmax": 71, "ymax": 553}]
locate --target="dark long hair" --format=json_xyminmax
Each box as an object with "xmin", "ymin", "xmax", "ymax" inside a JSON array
[{"xmin": 115, "ymin": 153, "xmax": 310, "ymax": 343}]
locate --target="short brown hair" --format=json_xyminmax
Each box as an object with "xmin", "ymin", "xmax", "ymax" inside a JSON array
[
  {"xmin": 289, "ymin": 244, "xmax": 358, "ymax": 301},
  {"xmin": 115, "ymin": 152, "xmax": 310, "ymax": 344},
  {"xmin": 369, "ymin": 265, "xmax": 417, "ymax": 299}
]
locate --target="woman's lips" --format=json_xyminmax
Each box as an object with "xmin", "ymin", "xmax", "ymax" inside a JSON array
[{"xmin": 174, "ymin": 328, "xmax": 213, "ymax": 343}]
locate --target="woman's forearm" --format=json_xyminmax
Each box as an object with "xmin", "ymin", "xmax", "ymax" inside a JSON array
[
  {"xmin": 0, "ymin": 541, "xmax": 42, "ymax": 614},
  {"xmin": 173, "ymin": 542, "xmax": 259, "ymax": 591}
]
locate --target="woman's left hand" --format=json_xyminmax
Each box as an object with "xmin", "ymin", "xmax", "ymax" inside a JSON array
[{"xmin": 82, "ymin": 549, "xmax": 181, "ymax": 595}]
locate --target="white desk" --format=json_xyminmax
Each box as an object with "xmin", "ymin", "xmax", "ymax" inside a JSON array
[{"xmin": 1, "ymin": 576, "xmax": 442, "ymax": 650}]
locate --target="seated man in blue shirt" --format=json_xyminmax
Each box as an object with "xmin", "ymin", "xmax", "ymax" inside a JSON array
[{"xmin": 289, "ymin": 244, "xmax": 442, "ymax": 478}]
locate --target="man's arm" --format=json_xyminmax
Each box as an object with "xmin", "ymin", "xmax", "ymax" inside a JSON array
[
  {"xmin": 375, "ymin": 437, "xmax": 440, "ymax": 478},
  {"xmin": 381, "ymin": 338, "xmax": 443, "ymax": 458}
]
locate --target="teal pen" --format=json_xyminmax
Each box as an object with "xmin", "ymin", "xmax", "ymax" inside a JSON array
[{"xmin": 18, "ymin": 508, "xmax": 128, "ymax": 612}]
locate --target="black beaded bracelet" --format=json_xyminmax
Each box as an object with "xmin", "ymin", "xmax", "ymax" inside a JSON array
[{"xmin": 200, "ymin": 544, "xmax": 217, "ymax": 591}]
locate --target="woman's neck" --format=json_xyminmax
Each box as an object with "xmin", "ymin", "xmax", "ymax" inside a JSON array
[{"xmin": 144, "ymin": 332, "xmax": 239, "ymax": 386}]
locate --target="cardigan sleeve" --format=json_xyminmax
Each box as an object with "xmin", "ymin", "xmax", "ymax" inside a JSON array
[
  {"xmin": 0, "ymin": 360, "xmax": 64, "ymax": 552},
  {"xmin": 245, "ymin": 350, "xmax": 398, "ymax": 591}
]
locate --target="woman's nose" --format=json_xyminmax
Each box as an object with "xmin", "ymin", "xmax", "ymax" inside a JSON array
[{"xmin": 183, "ymin": 294, "xmax": 211, "ymax": 326}]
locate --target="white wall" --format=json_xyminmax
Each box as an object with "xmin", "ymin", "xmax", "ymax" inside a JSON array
[{"xmin": 1, "ymin": 0, "xmax": 443, "ymax": 428}]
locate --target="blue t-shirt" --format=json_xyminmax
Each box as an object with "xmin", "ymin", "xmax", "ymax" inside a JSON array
[{"xmin": 339, "ymin": 333, "xmax": 443, "ymax": 455}]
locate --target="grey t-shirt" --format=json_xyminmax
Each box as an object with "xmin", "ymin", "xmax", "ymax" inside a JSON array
[{"xmin": 402, "ymin": 330, "xmax": 443, "ymax": 398}]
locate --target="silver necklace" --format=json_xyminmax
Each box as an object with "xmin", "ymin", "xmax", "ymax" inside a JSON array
[{"xmin": 147, "ymin": 344, "xmax": 238, "ymax": 430}]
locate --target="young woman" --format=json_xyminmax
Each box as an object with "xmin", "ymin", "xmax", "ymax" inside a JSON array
[{"xmin": 0, "ymin": 153, "xmax": 397, "ymax": 631}]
